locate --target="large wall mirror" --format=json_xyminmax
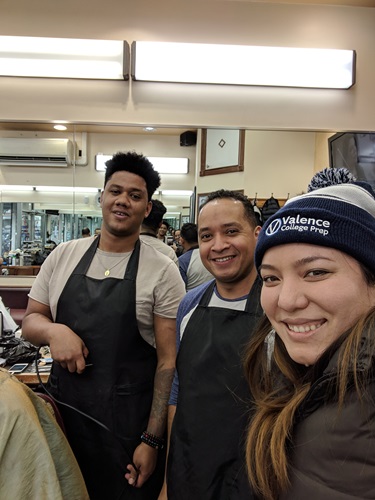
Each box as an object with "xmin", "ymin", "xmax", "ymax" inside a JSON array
[
  {"xmin": 0, "ymin": 122, "xmax": 196, "ymax": 265},
  {"xmin": 2, "ymin": 121, "xmax": 373, "ymax": 271}
]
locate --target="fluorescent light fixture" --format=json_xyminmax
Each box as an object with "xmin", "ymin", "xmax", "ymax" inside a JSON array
[
  {"xmin": 0, "ymin": 185, "xmax": 34, "ymax": 191},
  {"xmin": 161, "ymin": 190, "xmax": 193, "ymax": 196},
  {"xmin": 35, "ymin": 186, "xmax": 100, "ymax": 193},
  {"xmin": 132, "ymin": 41, "xmax": 355, "ymax": 89},
  {"xmin": 0, "ymin": 36, "xmax": 129, "ymax": 79},
  {"xmin": 95, "ymin": 155, "xmax": 111, "ymax": 171},
  {"xmin": 54, "ymin": 125, "xmax": 67, "ymax": 131},
  {"xmin": 96, "ymin": 154, "xmax": 189, "ymax": 173},
  {"xmin": 150, "ymin": 157, "xmax": 188, "ymax": 174}
]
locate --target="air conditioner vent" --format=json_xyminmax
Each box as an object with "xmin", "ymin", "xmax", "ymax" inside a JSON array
[
  {"xmin": 0, "ymin": 138, "xmax": 74, "ymax": 167},
  {"xmin": 0, "ymin": 154, "xmax": 68, "ymax": 163}
]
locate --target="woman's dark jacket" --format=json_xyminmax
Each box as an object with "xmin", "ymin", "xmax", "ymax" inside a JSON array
[{"xmin": 280, "ymin": 335, "xmax": 375, "ymax": 499}]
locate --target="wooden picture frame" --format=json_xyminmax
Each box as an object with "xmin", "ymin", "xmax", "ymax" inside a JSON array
[
  {"xmin": 200, "ymin": 129, "xmax": 245, "ymax": 176},
  {"xmin": 197, "ymin": 193, "xmax": 210, "ymax": 211}
]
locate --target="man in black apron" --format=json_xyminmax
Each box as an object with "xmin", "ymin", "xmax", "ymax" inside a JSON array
[
  {"xmin": 22, "ymin": 152, "xmax": 186, "ymax": 499},
  {"xmin": 166, "ymin": 190, "xmax": 262, "ymax": 500}
]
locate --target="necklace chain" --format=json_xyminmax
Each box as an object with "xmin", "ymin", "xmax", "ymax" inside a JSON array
[{"xmin": 96, "ymin": 252, "xmax": 129, "ymax": 277}]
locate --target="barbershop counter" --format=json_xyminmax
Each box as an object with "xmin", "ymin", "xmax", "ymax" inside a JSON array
[{"xmin": 6, "ymin": 362, "xmax": 50, "ymax": 387}]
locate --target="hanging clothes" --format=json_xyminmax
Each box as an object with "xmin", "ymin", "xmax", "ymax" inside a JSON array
[
  {"xmin": 261, "ymin": 195, "xmax": 281, "ymax": 222},
  {"xmin": 252, "ymin": 198, "xmax": 263, "ymax": 226}
]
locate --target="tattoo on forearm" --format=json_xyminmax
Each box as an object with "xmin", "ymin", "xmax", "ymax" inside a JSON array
[{"xmin": 148, "ymin": 367, "xmax": 175, "ymax": 433}]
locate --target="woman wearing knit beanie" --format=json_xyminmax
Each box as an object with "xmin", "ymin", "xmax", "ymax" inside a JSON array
[{"xmin": 244, "ymin": 168, "xmax": 375, "ymax": 500}]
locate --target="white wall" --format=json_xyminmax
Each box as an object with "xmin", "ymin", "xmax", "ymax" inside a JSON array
[{"xmin": 0, "ymin": 0, "xmax": 374, "ymax": 132}]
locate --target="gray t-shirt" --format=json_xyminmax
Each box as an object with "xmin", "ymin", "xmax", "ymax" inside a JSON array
[
  {"xmin": 29, "ymin": 236, "xmax": 186, "ymax": 347},
  {"xmin": 140, "ymin": 234, "xmax": 179, "ymax": 266}
]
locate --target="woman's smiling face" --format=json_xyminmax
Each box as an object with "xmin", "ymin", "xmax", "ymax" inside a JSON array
[{"xmin": 259, "ymin": 243, "xmax": 375, "ymax": 366}]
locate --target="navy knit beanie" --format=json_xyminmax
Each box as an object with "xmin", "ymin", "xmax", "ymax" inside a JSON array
[{"xmin": 255, "ymin": 168, "xmax": 375, "ymax": 273}]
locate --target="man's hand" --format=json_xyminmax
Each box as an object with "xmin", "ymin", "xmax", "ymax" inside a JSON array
[
  {"xmin": 48, "ymin": 324, "xmax": 89, "ymax": 374},
  {"xmin": 40, "ymin": 323, "xmax": 89, "ymax": 373},
  {"xmin": 125, "ymin": 443, "xmax": 158, "ymax": 488},
  {"xmin": 22, "ymin": 298, "xmax": 88, "ymax": 374}
]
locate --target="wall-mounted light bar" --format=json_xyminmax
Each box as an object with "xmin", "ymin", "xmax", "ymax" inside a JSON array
[
  {"xmin": 0, "ymin": 185, "xmax": 34, "ymax": 192},
  {"xmin": 95, "ymin": 154, "xmax": 189, "ymax": 173},
  {"xmin": 0, "ymin": 185, "xmax": 100, "ymax": 193},
  {"xmin": 131, "ymin": 41, "xmax": 356, "ymax": 89},
  {"xmin": 0, "ymin": 36, "xmax": 129, "ymax": 79},
  {"xmin": 0, "ymin": 36, "xmax": 355, "ymax": 88}
]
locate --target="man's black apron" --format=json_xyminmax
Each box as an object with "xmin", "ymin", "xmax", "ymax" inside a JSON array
[
  {"xmin": 48, "ymin": 237, "xmax": 165, "ymax": 500},
  {"xmin": 167, "ymin": 279, "xmax": 262, "ymax": 500}
]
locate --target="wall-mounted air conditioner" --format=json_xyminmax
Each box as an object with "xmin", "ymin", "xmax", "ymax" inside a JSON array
[{"xmin": 0, "ymin": 138, "xmax": 74, "ymax": 167}]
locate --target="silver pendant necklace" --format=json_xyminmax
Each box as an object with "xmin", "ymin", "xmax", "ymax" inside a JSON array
[{"xmin": 96, "ymin": 252, "xmax": 129, "ymax": 277}]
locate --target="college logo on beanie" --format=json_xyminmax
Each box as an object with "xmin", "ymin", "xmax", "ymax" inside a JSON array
[
  {"xmin": 265, "ymin": 219, "xmax": 282, "ymax": 235},
  {"xmin": 265, "ymin": 215, "xmax": 331, "ymax": 237}
]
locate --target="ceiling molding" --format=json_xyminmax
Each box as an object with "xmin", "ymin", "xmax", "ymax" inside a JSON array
[{"xmin": 220, "ymin": 0, "xmax": 375, "ymax": 7}]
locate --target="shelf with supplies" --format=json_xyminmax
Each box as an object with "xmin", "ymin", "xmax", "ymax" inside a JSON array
[{"xmin": 2, "ymin": 266, "xmax": 41, "ymax": 276}]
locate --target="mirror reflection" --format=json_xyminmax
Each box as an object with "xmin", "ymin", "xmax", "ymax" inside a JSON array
[
  {"xmin": 0, "ymin": 123, "xmax": 196, "ymax": 272},
  {"xmin": 2, "ymin": 121, "xmax": 372, "ymax": 276},
  {"xmin": 0, "ymin": 201, "xmax": 104, "ymax": 269}
]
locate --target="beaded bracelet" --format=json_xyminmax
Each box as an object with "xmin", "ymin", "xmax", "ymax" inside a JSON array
[{"xmin": 140, "ymin": 430, "xmax": 165, "ymax": 450}]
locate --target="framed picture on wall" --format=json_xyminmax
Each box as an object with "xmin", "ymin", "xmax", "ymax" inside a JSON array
[
  {"xmin": 197, "ymin": 193, "xmax": 210, "ymax": 210},
  {"xmin": 200, "ymin": 129, "xmax": 245, "ymax": 176}
]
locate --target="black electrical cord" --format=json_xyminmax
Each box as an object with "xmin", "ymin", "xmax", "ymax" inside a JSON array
[{"xmin": 34, "ymin": 353, "xmax": 139, "ymax": 476}]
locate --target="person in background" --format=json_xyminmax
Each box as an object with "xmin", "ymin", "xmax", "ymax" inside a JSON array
[
  {"xmin": 94, "ymin": 227, "xmax": 101, "ymax": 236},
  {"xmin": 157, "ymin": 220, "xmax": 169, "ymax": 244},
  {"xmin": 44, "ymin": 240, "xmax": 58, "ymax": 258},
  {"xmin": 178, "ymin": 222, "xmax": 213, "ymax": 291},
  {"xmin": 22, "ymin": 151, "xmax": 185, "ymax": 500},
  {"xmin": 81, "ymin": 227, "xmax": 91, "ymax": 238},
  {"xmin": 165, "ymin": 190, "xmax": 262, "ymax": 500},
  {"xmin": 140, "ymin": 199, "xmax": 179, "ymax": 266},
  {"xmin": 0, "ymin": 368, "xmax": 88, "ymax": 499},
  {"xmin": 244, "ymin": 168, "xmax": 375, "ymax": 500},
  {"xmin": 171, "ymin": 228, "xmax": 183, "ymax": 257}
]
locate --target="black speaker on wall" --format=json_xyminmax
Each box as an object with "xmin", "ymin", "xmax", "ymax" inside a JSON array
[{"xmin": 180, "ymin": 131, "xmax": 197, "ymax": 147}]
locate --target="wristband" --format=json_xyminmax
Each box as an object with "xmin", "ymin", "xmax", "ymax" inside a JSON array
[{"xmin": 140, "ymin": 430, "xmax": 164, "ymax": 450}]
